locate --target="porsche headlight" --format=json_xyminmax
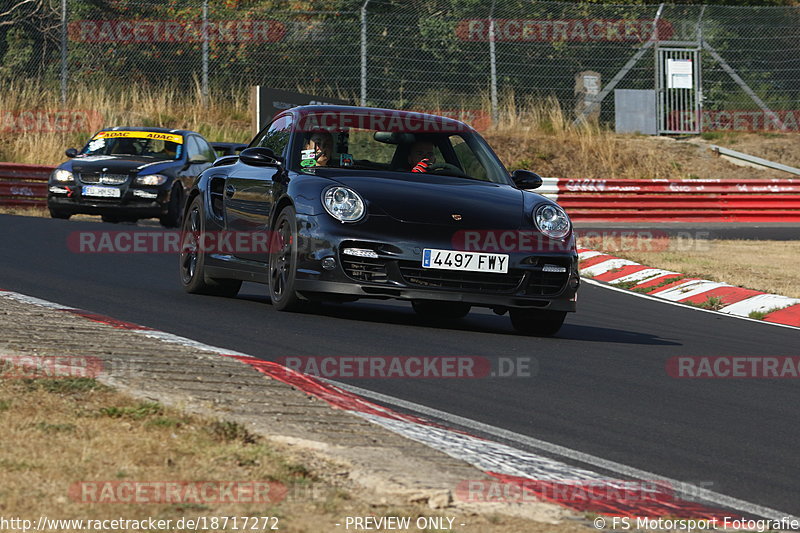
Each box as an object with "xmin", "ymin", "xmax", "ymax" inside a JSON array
[
  {"xmin": 52, "ymin": 169, "xmax": 74, "ymax": 183},
  {"xmin": 322, "ymin": 186, "xmax": 365, "ymax": 222},
  {"xmin": 135, "ymin": 174, "xmax": 168, "ymax": 186},
  {"xmin": 534, "ymin": 203, "xmax": 571, "ymax": 239}
]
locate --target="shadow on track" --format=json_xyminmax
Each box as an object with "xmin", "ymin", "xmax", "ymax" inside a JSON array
[
  {"xmin": 236, "ymin": 290, "xmax": 679, "ymax": 346},
  {"xmin": 556, "ymin": 324, "xmax": 680, "ymax": 346}
]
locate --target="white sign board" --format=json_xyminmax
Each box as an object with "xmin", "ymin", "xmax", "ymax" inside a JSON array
[
  {"xmin": 667, "ymin": 59, "xmax": 693, "ymax": 89},
  {"xmin": 583, "ymin": 75, "xmax": 601, "ymax": 94}
]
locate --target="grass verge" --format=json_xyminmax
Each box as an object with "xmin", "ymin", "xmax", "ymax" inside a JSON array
[
  {"xmin": 0, "ymin": 376, "xmax": 578, "ymax": 533},
  {"xmin": 0, "ymin": 206, "xmax": 50, "ymax": 218}
]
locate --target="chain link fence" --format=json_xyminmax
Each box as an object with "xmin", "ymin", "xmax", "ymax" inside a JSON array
[{"xmin": 3, "ymin": 0, "xmax": 800, "ymax": 131}]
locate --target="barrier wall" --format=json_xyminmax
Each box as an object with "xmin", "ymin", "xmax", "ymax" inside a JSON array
[
  {"xmin": 540, "ymin": 178, "xmax": 800, "ymax": 222},
  {"xmin": 0, "ymin": 163, "xmax": 51, "ymax": 208},
  {"xmin": 3, "ymin": 163, "xmax": 800, "ymax": 222}
]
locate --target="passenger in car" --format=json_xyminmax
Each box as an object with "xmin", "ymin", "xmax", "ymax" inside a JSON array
[
  {"xmin": 407, "ymin": 140, "xmax": 436, "ymax": 173},
  {"xmin": 110, "ymin": 138, "xmax": 140, "ymax": 156},
  {"xmin": 303, "ymin": 131, "xmax": 334, "ymax": 167}
]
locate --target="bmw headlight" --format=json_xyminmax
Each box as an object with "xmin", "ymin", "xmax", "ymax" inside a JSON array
[
  {"xmin": 135, "ymin": 174, "xmax": 168, "ymax": 186},
  {"xmin": 534, "ymin": 203, "xmax": 571, "ymax": 239},
  {"xmin": 52, "ymin": 169, "xmax": 74, "ymax": 183},
  {"xmin": 322, "ymin": 186, "xmax": 365, "ymax": 223}
]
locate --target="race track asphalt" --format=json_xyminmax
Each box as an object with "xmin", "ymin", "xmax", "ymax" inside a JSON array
[{"xmin": 2, "ymin": 214, "xmax": 799, "ymax": 515}]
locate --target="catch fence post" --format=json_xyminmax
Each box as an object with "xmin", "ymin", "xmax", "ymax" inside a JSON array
[{"xmin": 61, "ymin": 0, "xmax": 68, "ymax": 104}]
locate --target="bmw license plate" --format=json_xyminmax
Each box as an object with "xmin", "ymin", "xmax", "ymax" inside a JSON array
[
  {"xmin": 83, "ymin": 186, "xmax": 121, "ymax": 198},
  {"xmin": 422, "ymin": 249, "xmax": 509, "ymax": 274}
]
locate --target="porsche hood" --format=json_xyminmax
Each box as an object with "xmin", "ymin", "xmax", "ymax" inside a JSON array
[{"xmin": 328, "ymin": 173, "xmax": 527, "ymax": 229}]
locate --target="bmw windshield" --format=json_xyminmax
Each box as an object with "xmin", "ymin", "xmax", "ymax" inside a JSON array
[{"xmin": 81, "ymin": 130, "xmax": 184, "ymax": 160}]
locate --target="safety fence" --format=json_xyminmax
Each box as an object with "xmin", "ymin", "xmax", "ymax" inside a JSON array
[
  {"xmin": 4, "ymin": 163, "xmax": 799, "ymax": 222},
  {"xmin": 4, "ymin": 0, "xmax": 800, "ymax": 131},
  {"xmin": 0, "ymin": 163, "xmax": 50, "ymax": 207},
  {"xmin": 542, "ymin": 178, "xmax": 800, "ymax": 222}
]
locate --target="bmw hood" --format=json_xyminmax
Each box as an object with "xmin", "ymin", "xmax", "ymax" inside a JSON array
[
  {"xmin": 328, "ymin": 173, "xmax": 526, "ymax": 228},
  {"xmin": 67, "ymin": 155, "xmax": 176, "ymax": 175}
]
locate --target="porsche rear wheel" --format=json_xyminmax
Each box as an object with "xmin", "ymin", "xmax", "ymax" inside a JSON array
[
  {"xmin": 509, "ymin": 309, "xmax": 566, "ymax": 336},
  {"xmin": 179, "ymin": 196, "xmax": 242, "ymax": 297},
  {"xmin": 412, "ymin": 300, "xmax": 471, "ymax": 319},
  {"xmin": 269, "ymin": 205, "xmax": 305, "ymax": 312}
]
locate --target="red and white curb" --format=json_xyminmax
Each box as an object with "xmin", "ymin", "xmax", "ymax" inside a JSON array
[
  {"xmin": 578, "ymin": 249, "xmax": 800, "ymax": 327},
  {"xmin": 0, "ymin": 288, "xmax": 794, "ymax": 521}
]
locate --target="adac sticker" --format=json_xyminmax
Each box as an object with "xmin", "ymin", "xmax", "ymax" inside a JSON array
[
  {"xmin": 339, "ymin": 153, "xmax": 354, "ymax": 167},
  {"xmin": 92, "ymin": 130, "xmax": 184, "ymax": 144}
]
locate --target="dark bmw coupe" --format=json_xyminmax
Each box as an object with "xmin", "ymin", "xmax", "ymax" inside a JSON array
[
  {"xmin": 179, "ymin": 106, "xmax": 579, "ymax": 335},
  {"xmin": 48, "ymin": 127, "xmax": 216, "ymax": 226}
]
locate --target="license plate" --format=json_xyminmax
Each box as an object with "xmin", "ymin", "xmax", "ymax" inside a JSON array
[
  {"xmin": 422, "ymin": 249, "xmax": 509, "ymax": 273},
  {"xmin": 83, "ymin": 186, "xmax": 121, "ymax": 198}
]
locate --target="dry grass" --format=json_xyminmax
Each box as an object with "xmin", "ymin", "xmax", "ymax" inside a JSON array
[
  {"xmin": 4, "ymin": 82, "xmax": 798, "ymax": 181},
  {"xmin": 0, "ymin": 81, "xmax": 251, "ymax": 165},
  {"xmin": 0, "ymin": 377, "xmax": 316, "ymax": 523},
  {"xmin": 486, "ymin": 95, "xmax": 667, "ymax": 179},
  {"xmin": 0, "ymin": 206, "xmax": 105, "ymax": 222},
  {"xmin": 0, "ymin": 376, "xmax": 583, "ymax": 533},
  {"xmin": 580, "ymin": 237, "xmax": 800, "ymax": 299},
  {"xmin": 483, "ymin": 94, "xmax": 797, "ymax": 180},
  {"xmin": 0, "ymin": 206, "xmax": 50, "ymax": 218}
]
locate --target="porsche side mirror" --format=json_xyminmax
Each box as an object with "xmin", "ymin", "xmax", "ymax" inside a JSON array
[
  {"xmin": 512, "ymin": 169, "xmax": 543, "ymax": 190},
  {"xmin": 240, "ymin": 147, "xmax": 282, "ymax": 167},
  {"xmin": 189, "ymin": 154, "xmax": 210, "ymax": 164},
  {"xmin": 65, "ymin": 148, "xmax": 79, "ymax": 158}
]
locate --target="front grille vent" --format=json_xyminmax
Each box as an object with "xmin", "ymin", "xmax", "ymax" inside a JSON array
[{"xmin": 79, "ymin": 173, "xmax": 128, "ymax": 185}]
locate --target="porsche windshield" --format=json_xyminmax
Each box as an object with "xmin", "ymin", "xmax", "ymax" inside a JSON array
[
  {"xmin": 286, "ymin": 113, "xmax": 509, "ymax": 183},
  {"xmin": 81, "ymin": 131, "xmax": 183, "ymax": 160}
]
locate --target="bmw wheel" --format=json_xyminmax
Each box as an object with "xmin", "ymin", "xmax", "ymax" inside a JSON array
[{"xmin": 49, "ymin": 208, "xmax": 71, "ymax": 220}]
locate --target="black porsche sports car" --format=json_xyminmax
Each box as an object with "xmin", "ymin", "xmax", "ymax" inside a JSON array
[
  {"xmin": 48, "ymin": 127, "xmax": 216, "ymax": 226},
  {"xmin": 179, "ymin": 106, "xmax": 579, "ymax": 335}
]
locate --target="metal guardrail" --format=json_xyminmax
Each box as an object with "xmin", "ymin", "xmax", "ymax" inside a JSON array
[
  {"xmin": 710, "ymin": 145, "xmax": 800, "ymax": 176},
  {"xmin": 0, "ymin": 163, "xmax": 52, "ymax": 208},
  {"xmin": 542, "ymin": 178, "xmax": 800, "ymax": 222}
]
